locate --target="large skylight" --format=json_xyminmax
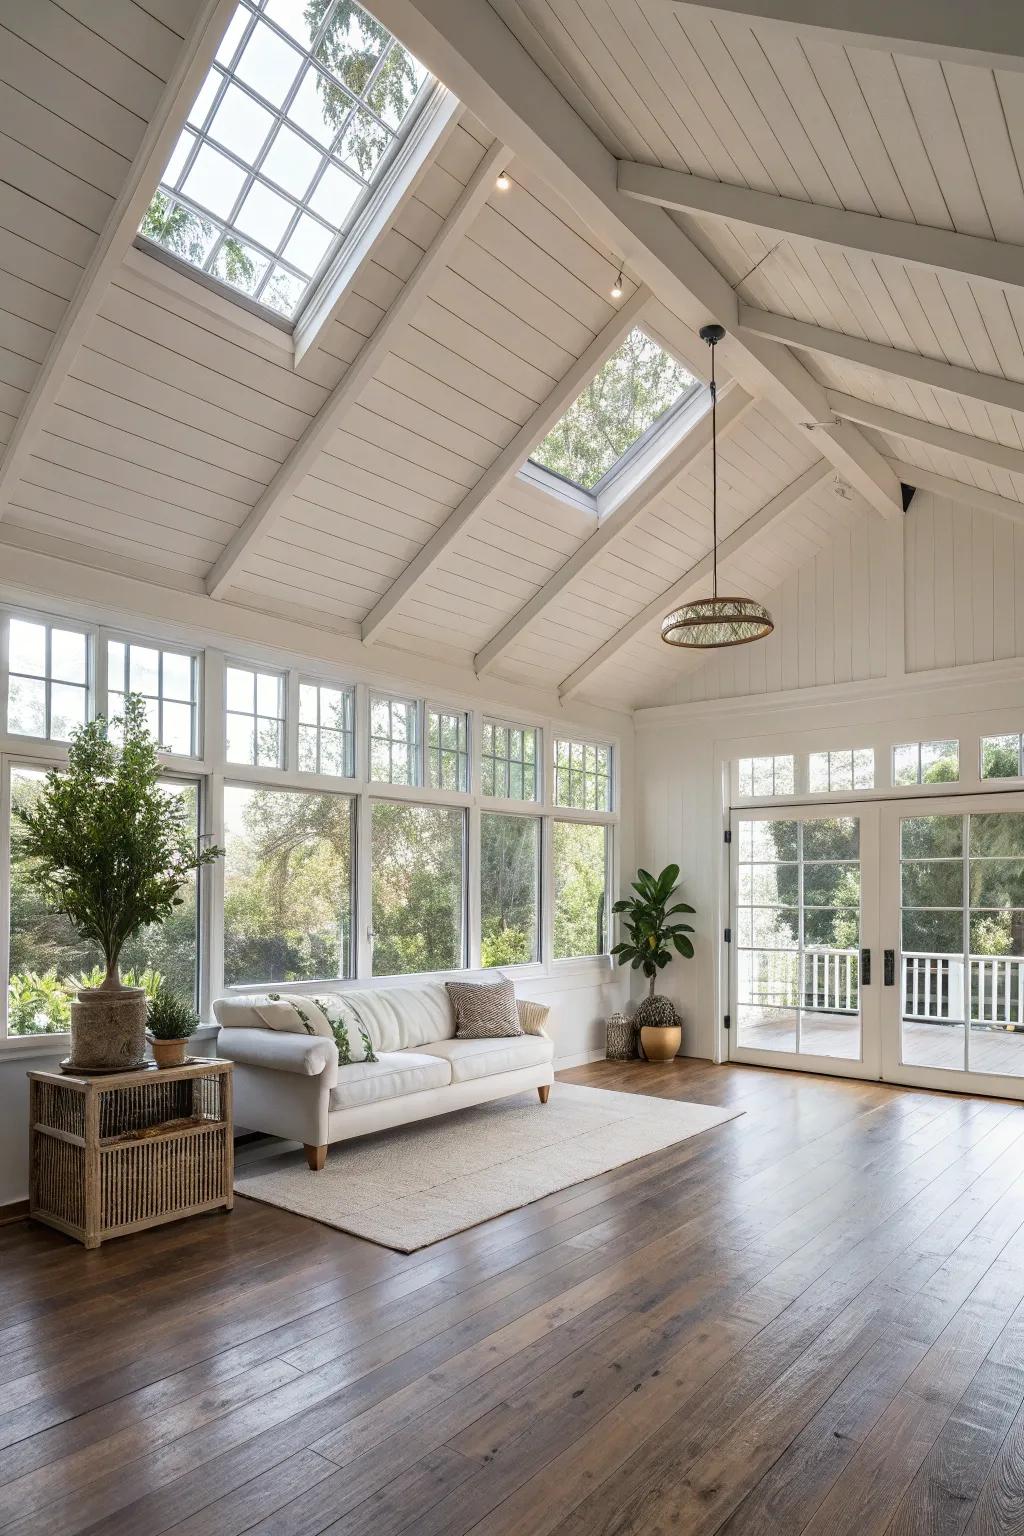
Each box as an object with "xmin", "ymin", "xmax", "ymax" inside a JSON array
[
  {"xmin": 139, "ymin": 0, "xmax": 430, "ymax": 320},
  {"xmin": 529, "ymin": 327, "xmax": 698, "ymax": 493}
]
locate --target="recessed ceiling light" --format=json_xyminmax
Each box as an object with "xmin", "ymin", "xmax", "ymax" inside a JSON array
[{"xmin": 495, "ymin": 171, "xmax": 511, "ymax": 190}]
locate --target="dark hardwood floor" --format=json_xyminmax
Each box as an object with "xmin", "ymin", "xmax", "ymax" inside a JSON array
[{"xmin": 4, "ymin": 1058, "xmax": 1024, "ymax": 1535}]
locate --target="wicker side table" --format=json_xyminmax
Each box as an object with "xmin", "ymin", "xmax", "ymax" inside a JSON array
[{"xmin": 28, "ymin": 1059, "xmax": 233, "ymax": 1248}]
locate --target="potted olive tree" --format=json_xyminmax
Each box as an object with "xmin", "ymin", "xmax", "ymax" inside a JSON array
[
  {"xmin": 14, "ymin": 694, "xmax": 223, "ymax": 1073},
  {"xmin": 611, "ymin": 864, "xmax": 695, "ymax": 1061}
]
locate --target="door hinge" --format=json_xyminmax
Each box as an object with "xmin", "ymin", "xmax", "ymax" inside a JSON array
[
  {"xmin": 723, "ymin": 1014, "xmax": 731, "ymax": 1031},
  {"xmin": 723, "ymin": 828, "xmax": 732, "ymax": 844},
  {"xmin": 723, "ymin": 927, "xmax": 731, "ymax": 943}
]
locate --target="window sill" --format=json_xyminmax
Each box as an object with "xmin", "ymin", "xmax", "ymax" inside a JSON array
[{"xmin": 0, "ymin": 1023, "xmax": 221, "ymax": 1061}]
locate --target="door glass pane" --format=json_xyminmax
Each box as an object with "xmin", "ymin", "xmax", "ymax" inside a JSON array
[
  {"xmin": 968, "ymin": 812, "xmax": 1024, "ymax": 1076},
  {"xmin": 900, "ymin": 813, "xmax": 966, "ymax": 1070},
  {"xmin": 735, "ymin": 815, "xmax": 861, "ymax": 1060}
]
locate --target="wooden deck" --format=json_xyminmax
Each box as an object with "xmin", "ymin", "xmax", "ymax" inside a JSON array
[
  {"xmin": 738, "ymin": 1009, "xmax": 1024, "ymax": 1075},
  {"xmin": 3, "ymin": 1058, "xmax": 1024, "ymax": 1534}
]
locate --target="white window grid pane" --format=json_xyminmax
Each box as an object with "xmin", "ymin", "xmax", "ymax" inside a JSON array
[
  {"xmin": 554, "ymin": 737, "xmax": 612, "ymax": 811},
  {"xmin": 7, "ymin": 619, "xmax": 89, "ymax": 742},
  {"xmin": 140, "ymin": 0, "xmax": 431, "ymax": 318},
  {"xmin": 297, "ymin": 681, "xmax": 354, "ymax": 776},
  {"xmin": 481, "ymin": 719, "xmax": 538, "ymax": 801},
  {"xmin": 225, "ymin": 665, "xmax": 285, "ymax": 766},
  {"xmin": 369, "ymin": 693, "xmax": 419, "ymax": 785},
  {"xmin": 106, "ymin": 641, "xmax": 199, "ymax": 756},
  {"xmin": 809, "ymin": 749, "xmax": 874, "ymax": 793},
  {"xmin": 738, "ymin": 755, "xmax": 795, "ymax": 798},
  {"xmin": 981, "ymin": 734, "xmax": 1023, "ymax": 779},
  {"xmin": 427, "ymin": 708, "xmax": 468, "ymax": 790}
]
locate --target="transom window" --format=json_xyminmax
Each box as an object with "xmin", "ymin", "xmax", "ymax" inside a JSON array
[
  {"xmin": 7, "ymin": 618, "xmax": 89, "ymax": 743},
  {"xmin": 554, "ymin": 737, "xmax": 612, "ymax": 811},
  {"xmin": 529, "ymin": 327, "xmax": 697, "ymax": 492},
  {"xmin": 809, "ymin": 749, "xmax": 874, "ymax": 794},
  {"xmin": 225, "ymin": 664, "xmax": 285, "ymax": 766},
  {"xmin": 298, "ymin": 681, "xmax": 353, "ymax": 777},
  {"xmin": 108, "ymin": 640, "xmax": 199, "ymax": 757},
  {"xmin": 893, "ymin": 740, "xmax": 959, "ymax": 787},
  {"xmin": 737, "ymin": 755, "xmax": 794, "ymax": 798},
  {"xmin": 370, "ymin": 693, "xmax": 418, "ymax": 785},
  {"xmin": 481, "ymin": 719, "xmax": 538, "ymax": 802},
  {"xmin": 426, "ymin": 707, "xmax": 469, "ymax": 791},
  {"xmin": 139, "ymin": 0, "xmax": 430, "ymax": 319},
  {"xmin": 981, "ymin": 735, "xmax": 1023, "ymax": 780}
]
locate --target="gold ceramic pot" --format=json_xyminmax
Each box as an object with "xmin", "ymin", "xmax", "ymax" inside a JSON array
[{"xmin": 640, "ymin": 1023, "xmax": 682, "ymax": 1062}]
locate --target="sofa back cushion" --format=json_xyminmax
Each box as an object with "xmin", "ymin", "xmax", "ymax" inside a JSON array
[{"xmin": 334, "ymin": 983, "xmax": 454, "ymax": 1052}]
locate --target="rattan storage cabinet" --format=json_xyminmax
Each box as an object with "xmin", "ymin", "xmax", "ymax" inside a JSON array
[{"xmin": 29, "ymin": 1060, "xmax": 233, "ymax": 1248}]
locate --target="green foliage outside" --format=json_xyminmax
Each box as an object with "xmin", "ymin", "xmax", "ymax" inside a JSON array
[
  {"xmin": 553, "ymin": 822, "xmax": 608, "ymax": 960},
  {"xmin": 611, "ymin": 863, "xmax": 695, "ymax": 997},
  {"xmin": 141, "ymin": 193, "xmax": 256, "ymax": 287},
  {"xmin": 371, "ymin": 802, "xmax": 463, "ymax": 976},
  {"xmin": 309, "ymin": 0, "xmax": 423, "ymax": 172},
  {"xmin": 982, "ymin": 737, "xmax": 1022, "ymax": 780},
  {"xmin": 480, "ymin": 813, "xmax": 538, "ymax": 968},
  {"xmin": 531, "ymin": 328, "xmax": 695, "ymax": 490}
]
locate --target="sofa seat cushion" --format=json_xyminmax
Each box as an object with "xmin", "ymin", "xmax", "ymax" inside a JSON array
[
  {"xmin": 416, "ymin": 1034, "xmax": 553, "ymax": 1085},
  {"xmin": 329, "ymin": 1051, "xmax": 451, "ymax": 1111}
]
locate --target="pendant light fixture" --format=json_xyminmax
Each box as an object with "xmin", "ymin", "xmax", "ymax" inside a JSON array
[{"xmin": 660, "ymin": 323, "xmax": 774, "ymax": 650}]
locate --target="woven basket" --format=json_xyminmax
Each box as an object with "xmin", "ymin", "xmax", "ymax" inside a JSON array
[{"xmin": 605, "ymin": 1011, "xmax": 638, "ymax": 1060}]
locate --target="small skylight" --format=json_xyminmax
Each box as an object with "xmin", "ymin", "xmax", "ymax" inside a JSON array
[
  {"xmin": 139, "ymin": 0, "xmax": 430, "ymax": 320},
  {"xmin": 529, "ymin": 327, "xmax": 698, "ymax": 493}
]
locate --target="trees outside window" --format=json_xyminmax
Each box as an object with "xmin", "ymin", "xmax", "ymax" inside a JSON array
[
  {"xmin": 553, "ymin": 821, "xmax": 608, "ymax": 959},
  {"xmin": 481, "ymin": 813, "xmax": 540, "ymax": 967},
  {"xmin": 371, "ymin": 802, "xmax": 465, "ymax": 975}
]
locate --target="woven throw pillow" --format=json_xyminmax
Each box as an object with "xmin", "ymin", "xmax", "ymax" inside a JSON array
[
  {"xmin": 446, "ymin": 977, "xmax": 523, "ymax": 1039},
  {"xmin": 516, "ymin": 998, "xmax": 550, "ymax": 1037}
]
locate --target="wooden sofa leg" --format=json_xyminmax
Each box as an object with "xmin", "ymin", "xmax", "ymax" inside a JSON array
[
  {"xmin": 304, "ymin": 1143, "xmax": 327, "ymax": 1171},
  {"xmin": 537, "ymin": 1085, "xmax": 551, "ymax": 1104}
]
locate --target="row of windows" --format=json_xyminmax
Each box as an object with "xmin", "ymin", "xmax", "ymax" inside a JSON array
[
  {"xmin": 3, "ymin": 616, "xmax": 612, "ymax": 808},
  {"xmin": 738, "ymin": 736, "xmax": 1024, "ymax": 799}
]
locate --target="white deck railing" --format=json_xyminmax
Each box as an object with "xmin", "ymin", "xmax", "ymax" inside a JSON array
[{"xmin": 741, "ymin": 947, "xmax": 1024, "ymax": 1027}]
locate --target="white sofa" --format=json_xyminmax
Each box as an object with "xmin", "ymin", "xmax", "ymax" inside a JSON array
[{"xmin": 214, "ymin": 981, "xmax": 555, "ymax": 1169}]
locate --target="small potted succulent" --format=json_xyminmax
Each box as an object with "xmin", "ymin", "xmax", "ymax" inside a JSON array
[
  {"xmin": 146, "ymin": 989, "xmax": 199, "ymax": 1069},
  {"xmin": 611, "ymin": 864, "xmax": 695, "ymax": 1061}
]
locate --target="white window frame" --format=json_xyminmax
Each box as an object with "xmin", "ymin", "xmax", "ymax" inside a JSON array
[
  {"xmin": 892, "ymin": 738, "xmax": 960, "ymax": 787},
  {"xmin": 481, "ymin": 715, "xmax": 541, "ymax": 804},
  {"xmin": 297, "ymin": 675, "xmax": 355, "ymax": 780},
  {"xmin": 553, "ymin": 733, "xmax": 614, "ymax": 814},
  {"xmin": 426, "ymin": 702, "xmax": 470, "ymax": 792},
  {"xmin": 105, "ymin": 630, "xmax": 203, "ymax": 761},
  {"xmin": 224, "ymin": 659, "xmax": 287, "ymax": 770},
  {"xmin": 479, "ymin": 805, "xmax": 543, "ymax": 970},
  {"xmin": 980, "ymin": 733, "xmax": 1024, "ymax": 783},
  {"xmin": 3, "ymin": 608, "xmax": 94, "ymax": 747},
  {"xmin": 368, "ymin": 690, "xmax": 421, "ymax": 787}
]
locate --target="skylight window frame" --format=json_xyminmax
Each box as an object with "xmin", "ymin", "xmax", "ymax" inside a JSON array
[
  {"xmin": 523, "ymin": 325, "xmax": 703, "ymax": 505},
  {"xmin": 138, "ymin": 0, "xmax": 436, "ymax": 325}
]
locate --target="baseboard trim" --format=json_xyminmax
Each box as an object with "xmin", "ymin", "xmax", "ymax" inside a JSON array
[
  {"xmin": 554, "ymin": 1047, "xmax": 606, "ymax": 1070},
  {"xmin": 0, "ymin": 1199, "xmax": 29, "ymax": 1226}
]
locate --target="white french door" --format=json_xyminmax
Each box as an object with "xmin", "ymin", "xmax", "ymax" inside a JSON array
[
  {"xmin": 729, "ymin": 792, "xmax": 1024, "ymax": 1098},
  {"xmin": 729, "ymin": 804, "xmax": 881, "ymax": 1081}
]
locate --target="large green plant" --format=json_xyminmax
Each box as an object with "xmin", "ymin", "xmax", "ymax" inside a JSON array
[
  {"xmin": 611, "ymin": 864, "xmax": 695, "ymax": 997},
  {"xmin": 13, "ymin": 695, "xmax": 223, "ymax": 990}
]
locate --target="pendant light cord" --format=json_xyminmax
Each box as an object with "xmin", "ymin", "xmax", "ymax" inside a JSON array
[{"xmin": 709, "ymin": 336, "xmax": 718, "ymax": 601}]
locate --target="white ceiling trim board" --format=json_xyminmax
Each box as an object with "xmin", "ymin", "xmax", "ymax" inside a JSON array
[
  {"xmin": 360, "ymin": 282, "xmax": 652, "ymax": 643},
  {"xmin": 0, "ymin": 0, "xmax": 238, "ymax": 516},
  {"xmin": 367, "ymin": 0, "xmax": 902, "ymax": 520},
  {"xmin": 885, "ymin": 459, "xmax": 1024, "ymax": 529},
  {"xmin": 558, "ymin": 459, "xmax": 832, "ymax": 700},
  {"xmin": 739, "ymin": 305, "xmax": 1024, "ymax": 420},
  {"xmin": 827, "ymin": 392, "xmax": 1024, "ymax": 479},
  {"xmin": 475, "ymin": 381, "xmax": 755, "ymax": 676},
  {"xmin": 206, "ymin": 139, "xmax": 507, "ymax": 602},
  {"xmin": 618, "ymin": 163, "xmax": 1024, "ymax": 301},
  {"xmin": 664, "ymin": 0, "xmax": 1024, "ymax": 73}
]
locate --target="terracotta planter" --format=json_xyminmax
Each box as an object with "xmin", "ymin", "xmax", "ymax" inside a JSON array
[
  {"xmin": 68, "ymin": 986, "xmax": 147, "ymax": 1073},
  {"xmin": 640, "ymin": 1023, "xmax": 682, "ymax": 1062},
  {"xmin": 150, "ymin": 1037, "xmax": 188, "ymax": 1069}
]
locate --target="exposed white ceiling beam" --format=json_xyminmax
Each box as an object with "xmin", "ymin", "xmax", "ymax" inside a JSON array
[
  {"xmin": 206, "ymin": 139, "xmax": 507, "ymax": 601},
  {"xmin": 827, "ymin": 392, "xmax": 1024, "ymax": 479},
  {"xmin": 885, "ymin": 460, "xmax": 1024, "ymax": 529},
  {"xmin": 739, "ymin": 304, "xmax": 1024, "ymax": 419},
  {"xmin": 0, "ymin": 0, "xmax": 237, "ymax": 516},
  {"xmin": 475, "ymin": 381, "xmax": 755, "ymax": 676},
  {"xmin": 618, "ymin": 163, "xmax": 1024, "ymax": 300},
  {"xmin": 664, "ymin": 1, "xmax": 1024, "ymax": 74},
  {"xmin": 367, "ymin": 0, "xmax": 902, "ymax": 520},
  {"xmin": 360, "ymin": 282, "xmax": 653, "ymax": 643},
  {"xmin": 559, "ymin": 460, "xmax": 831, "ymax": 700},
  {"xmin": 293, "ymin": 88, "xmax": 463, "ymax": 370}
]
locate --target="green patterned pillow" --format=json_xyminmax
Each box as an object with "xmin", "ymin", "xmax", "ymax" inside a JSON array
[{"xmin": 313, "ymin": 996, "xmax": 378, "ymax": 1065}]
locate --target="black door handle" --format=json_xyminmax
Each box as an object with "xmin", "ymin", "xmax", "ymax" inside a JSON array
[
  {"xmin": 884, "ymin": 949, "xmax": 895, "ymax": 986},
  {"xmin": 860, "ymin": 948, "xmax": 871, "ymax": 985}
]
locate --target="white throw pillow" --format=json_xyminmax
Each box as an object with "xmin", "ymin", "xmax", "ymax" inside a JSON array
[{"xmin": 516, "ymin": 998, "xmax": 551, "ymax": 1037}]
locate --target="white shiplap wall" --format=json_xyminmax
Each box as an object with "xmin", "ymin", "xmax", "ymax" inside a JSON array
[{"xmin": 905, "ymin": 493, "xmax": 1024, "ymax": 672}]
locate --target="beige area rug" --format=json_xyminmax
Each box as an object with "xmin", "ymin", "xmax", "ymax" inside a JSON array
[{"xmin": 233, "ymin": 1083, "xmax": 743, "ymax": 1251}]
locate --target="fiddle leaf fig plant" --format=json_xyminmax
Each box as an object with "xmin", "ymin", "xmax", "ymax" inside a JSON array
[
  {"xmin": 13, "ymin": 693, "xmax": 223, "ymax": 991},
  {"xmin": 611, "ymin": 863, "xmax": 695, "ymax": 999}
]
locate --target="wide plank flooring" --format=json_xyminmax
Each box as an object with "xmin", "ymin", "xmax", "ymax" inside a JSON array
[{"xmin": 3, "ymin": 1059, "xmax": 1024, "ymax": 1535}]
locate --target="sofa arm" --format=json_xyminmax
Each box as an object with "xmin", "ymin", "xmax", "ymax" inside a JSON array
[{"xmin": 216, "ymin": 1028, "xmax": 338, "ymax": 1086}]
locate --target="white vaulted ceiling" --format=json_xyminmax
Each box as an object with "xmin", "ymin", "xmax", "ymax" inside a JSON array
[{"xmin": 3, "ymin": 0, "xmax": 1024, "ymax": 709}]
